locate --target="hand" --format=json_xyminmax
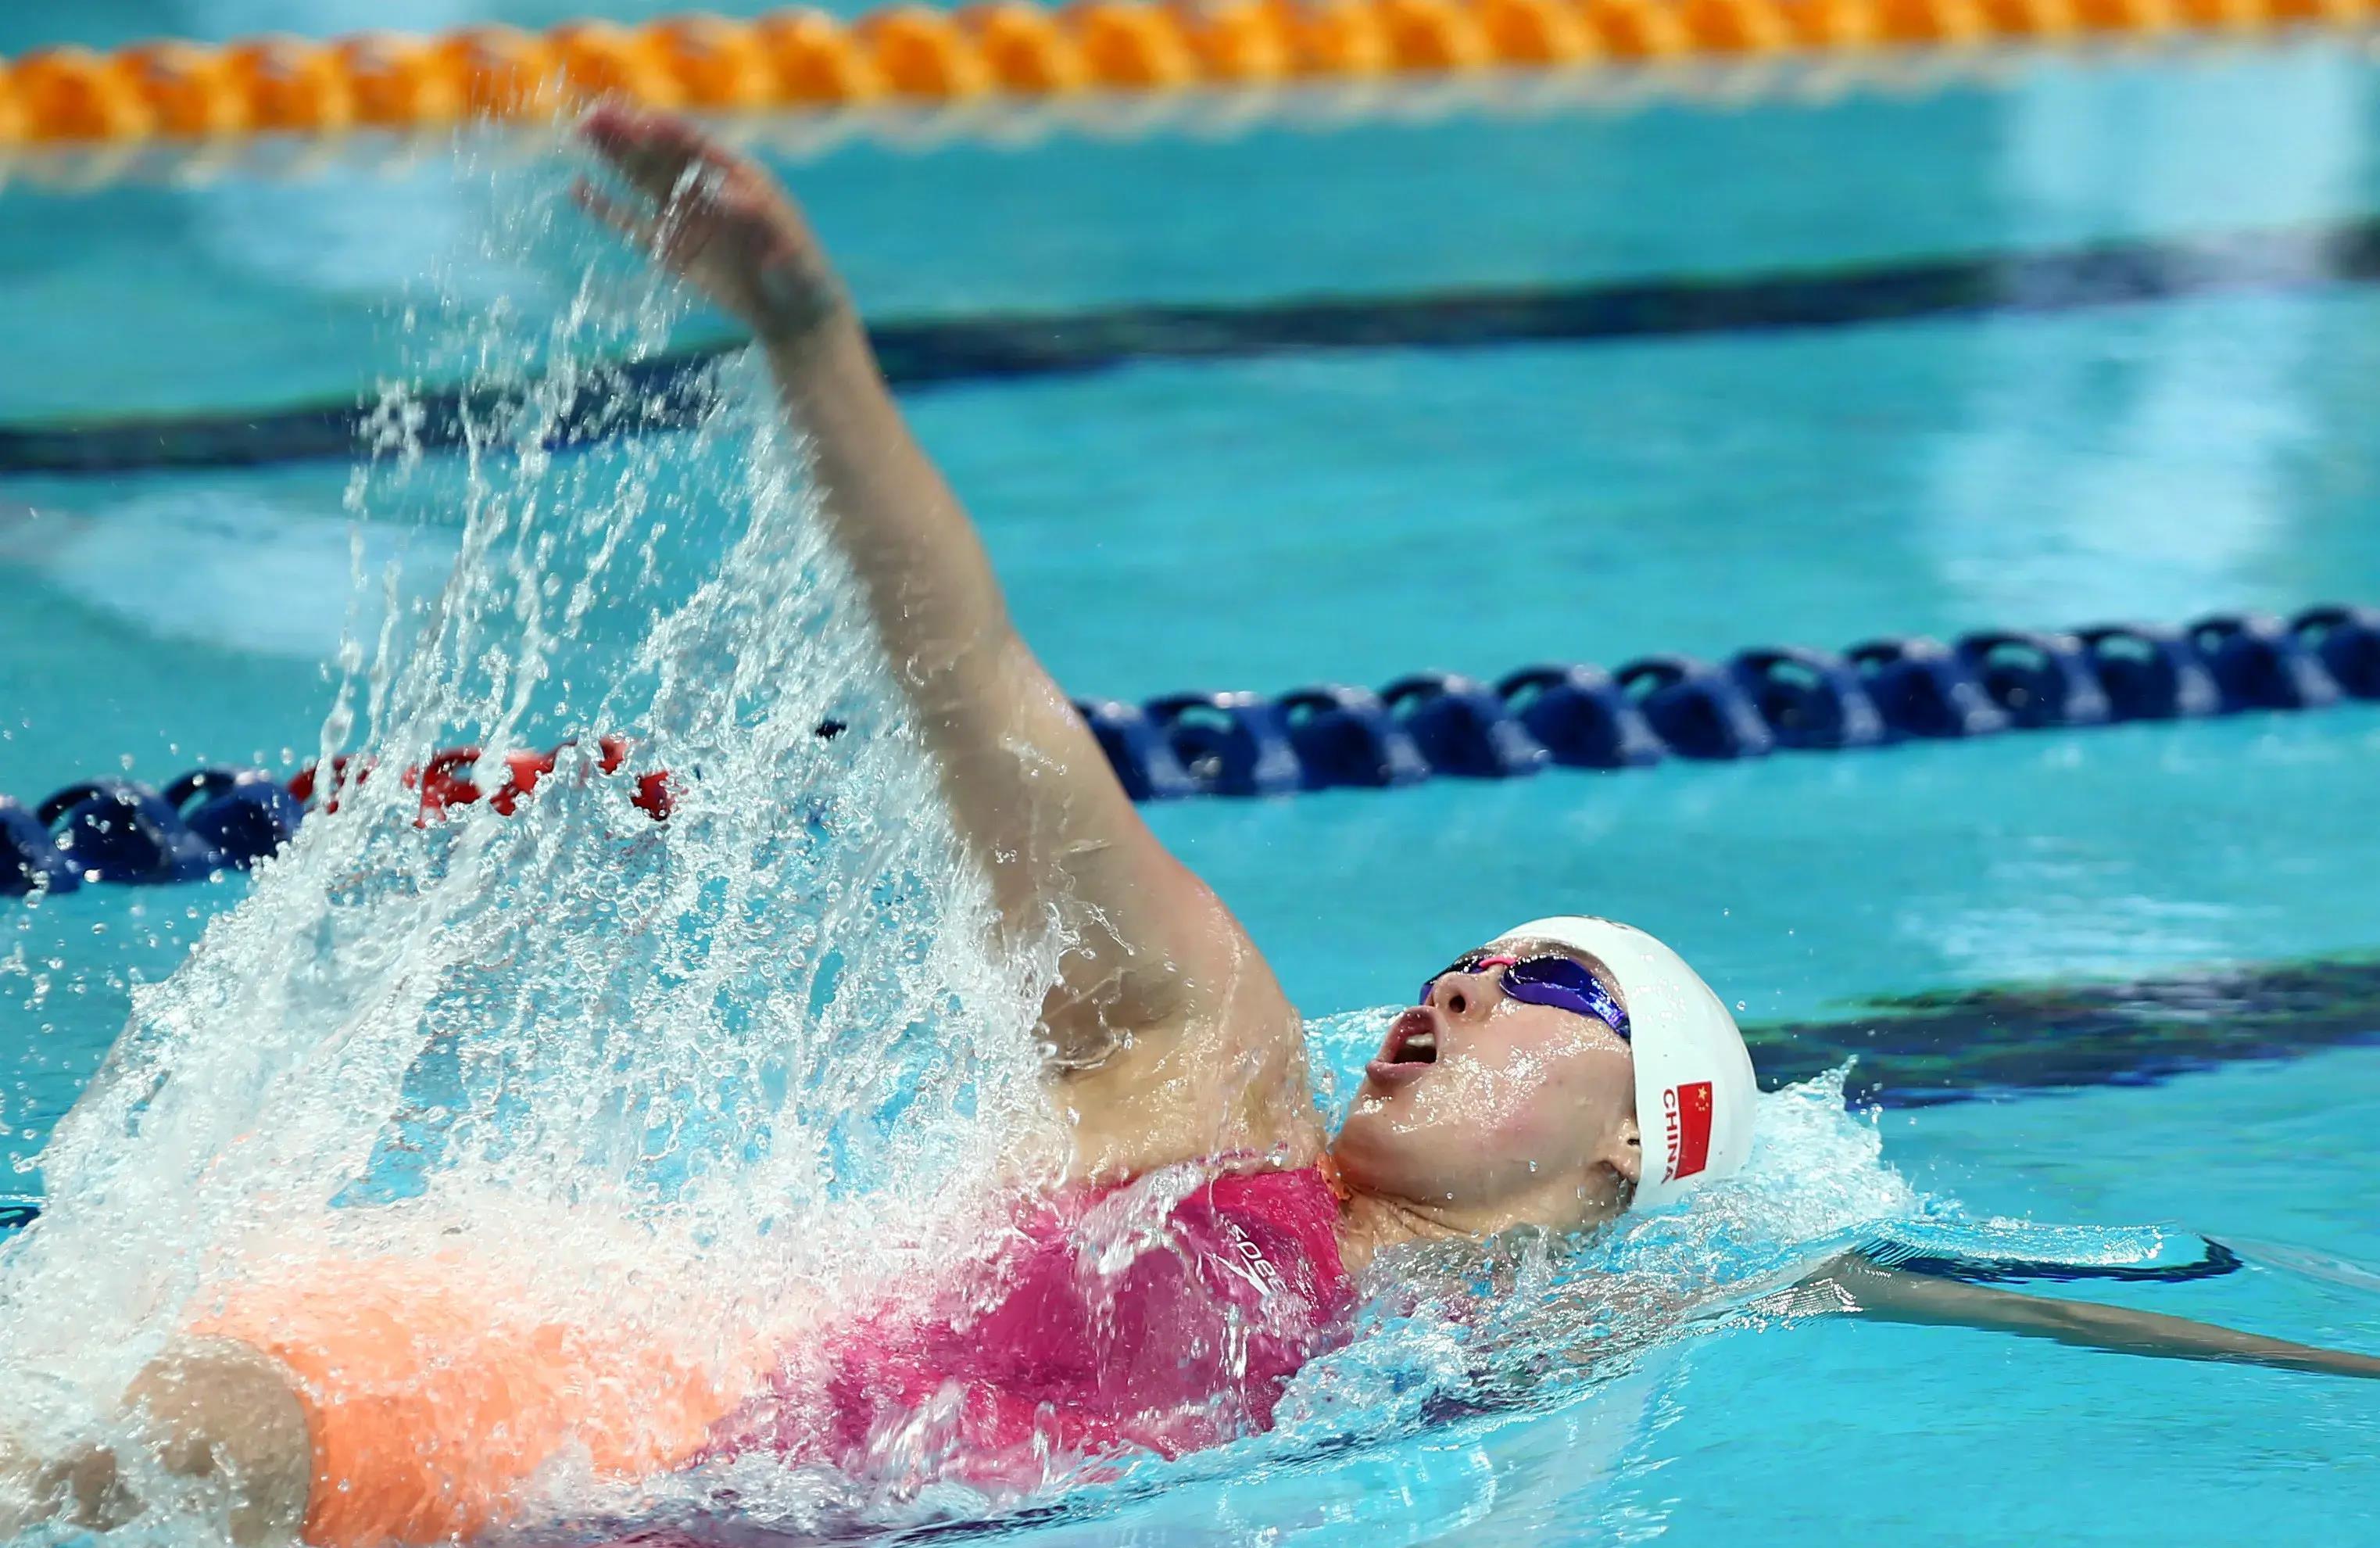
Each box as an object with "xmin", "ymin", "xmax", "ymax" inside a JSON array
[{"xmin": 574, "ymin": 103, "xmax": 850, "ymax": 346}]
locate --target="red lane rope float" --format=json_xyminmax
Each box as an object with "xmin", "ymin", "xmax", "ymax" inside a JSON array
[
  {"xmin": 286, "ymin": 734, "xmax": 675, "ymax": 824},
  {"xmin": 4, "ymin": 736, "xmax": 676, "ymax": 895},
  {"xmin": 2, "ymin": 0, "xmax": 2373, "ymax": 147}
]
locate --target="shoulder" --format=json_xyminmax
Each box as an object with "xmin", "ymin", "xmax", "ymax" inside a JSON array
[{"xmin": 1054, "ymin": 970, "xmax": 1326, "ymax": 1184}]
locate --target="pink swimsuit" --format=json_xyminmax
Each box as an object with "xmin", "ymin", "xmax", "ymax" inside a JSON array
[
  {"xmin": 203, "ymin": 1164, "xmax": 1353, "ymax": 1546},
  {"xmin": 712, "ymin": 1163, "xmax": 1358, "ymax": 1483}
]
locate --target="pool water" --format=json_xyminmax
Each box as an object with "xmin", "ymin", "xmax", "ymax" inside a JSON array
[{"xmin": 6, "ymin": 27, "xmax": 2380, "ymax": 1548}]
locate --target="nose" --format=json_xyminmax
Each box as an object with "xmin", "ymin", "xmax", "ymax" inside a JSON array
[{"xmin": 1427, "ymin": 969, "xmax": 1504, "ymax": 1021}]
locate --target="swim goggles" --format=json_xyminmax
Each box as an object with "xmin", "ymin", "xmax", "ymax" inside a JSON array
[{"xmin": 1420, "ymin": 952, "xmax": 1632, "ymax": 1041}]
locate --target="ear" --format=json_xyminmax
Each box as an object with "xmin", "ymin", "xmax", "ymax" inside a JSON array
[{"xmin": 1609, "ymin": 1113, "xmax": 1642, "ymax": 1185}]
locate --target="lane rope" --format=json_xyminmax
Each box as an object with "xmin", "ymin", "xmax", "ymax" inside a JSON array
[
  {"xmin": 4, "ymin": 736, "xmax": 674, "ymax": 898},
  {"xmin": 0, "ymin": 48, "xmax": 2313, "ymax": 193},
  {"xmin": 1075, "ymin": 604, "xmax": 2380, "ymax": 797},
  {"xmin": 0, "ymin": 0, "xmax": 2370, "ymax": 152},
  {"xmin": 6, "ymin": 604, "xmax": 2376, "ymax": 898}
]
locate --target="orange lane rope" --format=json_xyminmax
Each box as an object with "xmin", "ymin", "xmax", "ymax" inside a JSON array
[{"xmin": 0, "ymin": 0, "xmax": 2370, "ymax": 148}]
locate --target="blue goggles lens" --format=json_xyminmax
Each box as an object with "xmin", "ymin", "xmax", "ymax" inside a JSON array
[{"xmin": 1421, "ymin": 952, "xmax": 1631, "ymax": 1041}]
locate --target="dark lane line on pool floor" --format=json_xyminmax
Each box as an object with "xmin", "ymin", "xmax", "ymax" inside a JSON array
[
  {"xmin": 1753, "ymin": 954, "xmax": 2380, "ymax": 1108},
  {"xmin": 9, "ymin": 215, "xmax": 2380, "ymax": 475}
]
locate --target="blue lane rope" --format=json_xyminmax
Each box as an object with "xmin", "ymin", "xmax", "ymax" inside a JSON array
[
  {"xmin": 6, "ymin": 604, "xmax": 2379, "ymax": 898},
  {"xmin": 2, "ymin": 771, "xmax": 303, "ymax": 898},
  {"xmin": 1076, "ymin": 604, "xmax": 2380, "ymax": 801}
]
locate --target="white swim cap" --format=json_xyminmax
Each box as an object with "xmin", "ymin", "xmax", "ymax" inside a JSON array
[{"xmin": 1495, "ymin": 916, "xmax": 1757, "ymax": 1211}]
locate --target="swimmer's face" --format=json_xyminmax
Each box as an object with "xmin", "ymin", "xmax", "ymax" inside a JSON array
[{"xmin": 1330, "ymin": 938, "xmax": 1641, "ymax": 1234}]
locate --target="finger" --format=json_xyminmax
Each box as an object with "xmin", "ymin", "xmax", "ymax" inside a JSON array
[
  {"xmin": 578, "ymin": 103, "xmax": 727, "ymax": 204},
  {"xmin": 574, "ymin": 177, "xmax": 714, "ymax": 278},
  {"xmin": 578, "ymin": 103, "xmax": 688, "ymax": 197},
  {"xmin": 574, "ymin": 99, "xmax": 640, "ymax": 148},
  {"xmin": 576, "ymin": 99, "xmax": 664, "ymax": 166},
  {"xmin": 571, "ymin": 177, "xmax": 659, "ymax": 253}
]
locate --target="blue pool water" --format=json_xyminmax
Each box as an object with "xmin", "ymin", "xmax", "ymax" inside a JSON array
[{"xmin": 6, "ymin": 27, "xmax": 2380, "ymax": 1547}]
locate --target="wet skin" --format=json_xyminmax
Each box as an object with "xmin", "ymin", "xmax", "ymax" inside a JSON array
[{"xmin": 1333, "ymin": 941, "xmax": 1642, "ymax": 1237}]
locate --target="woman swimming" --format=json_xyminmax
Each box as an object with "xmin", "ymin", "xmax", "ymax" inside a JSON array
[{"xmin": 5, "ymin": 102, "xmax": 2377, "ymax": 1548}]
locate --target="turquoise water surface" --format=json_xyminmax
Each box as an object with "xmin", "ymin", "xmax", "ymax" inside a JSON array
[{"xmin": 5, "ymin": 29, "xmax": 2380, "ymax": 1547}]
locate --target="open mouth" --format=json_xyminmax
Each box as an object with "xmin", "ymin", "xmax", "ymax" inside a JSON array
[{"xmin": 1365, "ymin": 1007, "xmax": 1442, "ymax": 1089}]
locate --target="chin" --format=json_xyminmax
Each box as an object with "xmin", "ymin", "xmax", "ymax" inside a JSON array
[
  {"xmin": 1327, "ymin": 1121, "xmax": 1426, "ymax": 1200},
  {"xmin": 1324, "ymin": 1122, "xmax": 1385, "ymax": 1187}
]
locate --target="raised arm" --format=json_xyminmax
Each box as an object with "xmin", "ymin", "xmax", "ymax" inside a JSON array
[
  {"xmin": 1814, "ymin": 1254, "xmax": 2380, "ymax": 1380},
  {"xmin": 576, "ymin": 106, "xmax": 1318, "ymax": 1177}
]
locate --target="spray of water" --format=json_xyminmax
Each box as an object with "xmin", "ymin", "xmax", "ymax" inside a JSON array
[
  {"xmin": 0, "ymin": 141, "xmax": 2035, "ymax": 1548},
  {"xmin": 0, "ymin": 150, "xmax": 1061, "ymax": 1537}
]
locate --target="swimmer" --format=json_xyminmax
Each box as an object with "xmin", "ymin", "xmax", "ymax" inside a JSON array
[{"xmin": 7, "ymin": 102, "xmax": 2378, "ymax": 1548}]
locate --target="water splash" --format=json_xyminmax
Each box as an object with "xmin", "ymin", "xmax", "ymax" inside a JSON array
[
  {"xmin": 0, "ymin": 149, "xmax": 1059, "ymax": 1532},
  {"xmin": 0, "ymin": 142, "xmax": 2216, "ymax": 1548}
]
